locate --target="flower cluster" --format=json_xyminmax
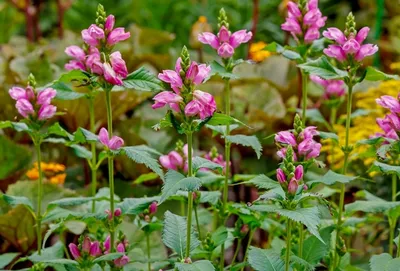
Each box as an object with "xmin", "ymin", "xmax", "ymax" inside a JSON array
[
  {"xmin": 105, "ymin": 207, "xmax": 122, "ymax": 220},
  {"xmin": 69, "ymin": 236, "xmax": 102, "ymax": 262},
  {"xmin": 9, "ymin": 80, "xmax": 57, "ymax": 121},
  {"xmin": 323, "ymin": 13, "xmax": 378, "ymax": 62},
  {"xmin": 65, "ymin": 5, "xmax": 130, "ymax": 85},
  {"xmin": 249, "ymin": 41, "xmax": 272, "ymax": 62},
  {"xmin": 203, "ymin": 146, "xmax": 227, "ymax": 170},
  {"xmin": 276, "ymin": 147, "xmax": 305, "ymax": 195},
  {"xmin": 99, "ymin": 128, "xmax": 124, "ymax": 150},
  {"xmin": 26, "ymin": 162, "xmax": 66, "ymax": 185},
  {"xmin": 104, "ymin": 235, "xmax": 130, "ymax": 267},
  {"xmin": 310, "ymin": 75, "xmax": 346, "ymax": 100},
  {"xmin": 275, "ymin": 115, "xmax": 321, "ymax": 161},
  {"xmin": 198, "ymin": 8, "xmax": 252, "ymax": 58},
  {"xmin": 153, "ymin": 47, "xmax": 216, "ymax": 120},
  {"xmin": 160, "ymin": 142, "xmax": 188, "ymax": 172},
  {"xmin": 376, "ymin": 95, "xmax": 400, "ymax": 141},
  {"xmin": 281, "ymin": 0, "xmax": 327, "ymax": 44}
]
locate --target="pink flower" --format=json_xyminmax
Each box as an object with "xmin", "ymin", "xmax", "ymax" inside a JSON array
[
  {"xmin": 186, "ymin": 62, "xmax": 211, "ymax": 84},
  {"xmin": 323, "ymin": 45, "xmax": 347, "ymax": 62},
  {"xmin": 304, "ymin": 27, "xmax": 320, "ymax": 43},
  {"xmin": 311, "ymin": 75, "xmax": 346, "ymax": 99},
  {"xmin": 68, "ymin": 243, "xmax": 81, "ymax": 260},
  {"xmin": 303, "ymin": 9, "xmax": 322, "ymax": 26},
  {"xmin": 98, "ymin": 128, "xmax": 124, "ymax": 150},
  {"xmin": 376, "ymin": 96, "xmax": 400, "ymax": 113},
  {"xmin": 218, "ymin": 42, "xmax": 235, "ymax": 58},
  {"xmin": 114, "ymin": 255, "xmax": 130, "ymax": 267},
  {"xmin": 105, "ymin": 15, "xmax": 115, "ymax": 32},
  {"xmin": 198, "ymin": 32, "xmax": 220, "ymax": 49},
  {"xmin": 229, "ymin": 30, "xmax": 253, "ymax": 48},
  {"xmin": 276, "ymin": 168, "xmax": 286, "ymax": 183},
  {"xmin": 158, "ymin": 70, "xmax": 183, "ymax": 93},
  {"xmin": 16, "ymin": 99, "xmax": 34, "ymax": 118},
  {"xmin": 387, "ymin": 113, "xmax": 400, "ymax": 131},
  {"xmin": 298, "ymin": 138, "xmax": 321, "ymax": 159},
  {"xmin": 107, "ymin": 27, "xmax": 130, "ymax": 46},
  {"xmin": 103, "ymin": 62, "xmax": 123, "ymax": 85},
  {"xmin": 65, "ymin": 46, "xmax": 86, "ymax": 61},
  {"xmin": 149, "ymin": 201, "xmax": 158, "ymax": 214},
  {"xmin": 185, "ymin": 90, "xmax": 216, "ymax": 119},
  {"xmin": 82, "ymin": 237, "xmax": 91, "ymax": 253},
  {"xmin": 275, "ymin": 131, "xmax": 297, "ymax": 146},
  {"xmin": 287, "ymin": 2, "xmax": 301, "ymax": 18},
  {"xmin": 294, "ymin": 165, "xmax": 303, "ymax": 180},
  {"xmin": 301, "ymin": 126, "xmax": 319, "ymax": 140},
  {"xmin": 104, "ymin": 236, "xmax": 111, "ymax": 254},
  {"xmin": 277, "ymin": 147, "xmax": 298, "ymax": 161},
  {"xmin": 288, "ymin": 179, "xmax": 298, "ymax": 195},
  {"xmin": 110, "ymin": 51, "xmax": 128, "ymax": 78},
  {"xmin": 218, "ymin": 26, "xmax": 230, "ymax": 42},
  {"xmin": 281, "ymin": 18, "xmax": 302, "ymax": 35},
  {"xmin": 160, "ymin": 151, "xmax": 184, "ymax": 170},
  {"xmin": 185, "ymin": 100, "xmax": 203, "ymax": 117},
  {"xmin": 354, "ymin": 44, "xmax": 379, "ymax": 61},
  {"xmin": 152, "ymin": 91, "xmax": 183, "ymax": 112},
  {"xmin": 355, "ymin": 27, "xmax": 370, "ymax": 43},
  {"xmin": 9, "ymin": 87, "xmax": 28, "ymax": 100},
  {"xmin": 81, "ymin": 24, "xmax": 105, "ymax": 46},
  {"xmin": 38, "ymin": 105, "xmax": 57, "ymax": 120},
  {"xmin": 342, "ymin": 38, "xmax": 361, "ymax": 54},
  {"xmin": 323, "ymin": 28, "xmax": 347, "ymax": 44},
  {"xmin": 37, "ymin": 88, "xmax": 57, "ymax": 105},
  {"xmin": 65, "ymin": 60, "xmax": 86, "ymax": 71},
  {"xmin": 89, "ymin": 241, "xmax": 102, "ymax": 257}
]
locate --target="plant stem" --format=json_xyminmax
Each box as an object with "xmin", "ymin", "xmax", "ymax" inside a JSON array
[
  {"xmin": 334, "ymin": 84, "xmax": 353, "ymax": 268},
  {"xmin": 35, "ymin": 141, "xmax": 43, "ymax": 255},
  {"xmin": 194, "ymin": 204, "xmax": 202, "ymax": 240},
  {"xmin": 181, "ymin": 200, "xmax": 185, "ymax": 216},
  {"xmin": 390, "ymin": 218, "xmax": 395, "ymax": 256},
  {"xmin": 285, "ymin": 219, "xmax": 292, "ymax": 271},
  {"xmin": 89, "ymin": 97, "xmax": 97, "ymax": 213},
  {"xmin": 301, "ymin": 71, "xmax": 308, "ymax": 126},
  {"xmin": 146, "ymin": 233, "xmax": 151, "ymax": 271},
  {"xmin": 240, "ymin": 229, "xmax": 255, "ymax": 271},
  {"xmin": 105, "ymin": 89, "xmax": 115, "ymax": 252},
  {"xmin": 186, "ymin": 132, "xmax": 194, "ymax": 259},
  {"xmin": 231, "ymin": 238, "xmax": 242, "ymax": 267},
  {"xmin": 298, "ymin": 223, "xmax": 304, "ymax": 258},
  {"xmin": 393, "ymin": 174, "xmax": 397, "ymax": 202},
  {"xmin": 220, "ymin": 78, "xmax": 231, "ymax": 270},
  {"xmin": 397, "ymin": 230, "xmax": 400, "ymax": 258}
]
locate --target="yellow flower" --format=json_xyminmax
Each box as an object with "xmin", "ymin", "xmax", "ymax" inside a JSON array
[
  {"xmin": 25, "ymin": 162, "xmax": 66, "ymax": 185},
  {"xmin": 323, "ymin": 80, "xmax": 400, "ymax": 170},
  {"xmin": 390, "ymin": 62, "xmax": 400, "ymax": 71},
  {"xmin": 249, "ymin": 41, "xmax": 271, "ymax": 62},
  {"xmin": 26, "ymin": 168, "xmax": 39, "ymax": 180},
  {"xmin": 49, "ymin": 174, "xmax": 66, "ymax": 185}
]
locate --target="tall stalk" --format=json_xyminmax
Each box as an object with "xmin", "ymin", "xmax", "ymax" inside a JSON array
[
  {"xmin": 301, "ymin": 71, "xmax": 308, "ymax": 126},
  {"xmin": 298, "ymin": 223, "xmax": 304, "ymax": 258},
  {"xmin": 146, "ymin": 234, "xmax": 151, "ymax": 271},
  {"xmin": 240, "ymin": 229, "xmax": 255, "ymax": 271},
  {"xmin": 285, "ymin": 219, "xmax": 292, "ymax": 271},
  {"xmin": 333, "ymin": 84, "xmax": 353, "ymax": 267},
  {"xmin": 35, "ymin": 141, "xmax": 43, "ymax": 255},
  {"xmin": 194, "ymin": 204, "xmax": 202, "ymax": 240},
  {"xmin": 89, "ymin": 97, "xmax": 97, "ymax": 212},
  {"xmin": 185, "ymin": 132, "xmax": 194, "ymax": 258},
  {"xmin": 390, "ymin": 174, "xmax": 397, "ymax": 256},
  {"xmin": 105, "ymin": 89, "xmax": 115, "ymax": 252}
]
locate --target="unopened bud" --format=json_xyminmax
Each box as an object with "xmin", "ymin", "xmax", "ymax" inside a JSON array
[
  {"xmin": 149, "ymin": 201, "xmax": 158, "ymax": 214},
  {"xmin": 344, "ymin": 12, "xmax": 356, "ymax": 37},
  {"xmin": 144, "ymin": 215, "xmax": 151, "ymax": 222},
  {"xmin": 28, "ymin": 73, "xmax": 36, "ymax": 88},
  {"xmin": 240, "ymin": 224, "xmax": 249, "ymax": 235},
  {"xmin": 218, "ymin": 8, "xmax": 229, "ymax": 29},
  {"xmin": 114, "ymin": 208, "xmax": 122, "ymax": 217},
  {"xmin": 184, "ymin": 257, "xmax": 192, "ymax": 264}
]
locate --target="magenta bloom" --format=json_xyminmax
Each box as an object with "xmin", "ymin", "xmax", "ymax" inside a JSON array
[
  {"xmin": 281, "ymin": 0, "xmax": 327, "ymax": 44},
  {"xmin": 160, "ymin": 150, "xmax": 184, "ymax": 171},
  {"xmin": 110, "ymin": 51, "xmax": 128, "ymax": 78},
  {"xmin": 82, "ymin": 24, "xmax": 105, "ymax": 47},
  {"xmin": 275, "ymin": 131, "xmax": 297, "ymax": 146},
  {"xmin": 198, "ymin": 26, "xmax": 252, "ymax": 58},
  {"xmin": 107, "ymin": 28, "xmax": 131, "ymax": 46},
  {"xmin": 15, "ymin": 99, "xmax": 34, "ymax": 118},
  {"xmin": 376, "ymin": 96, "xmax": 400, "ymax": 113},
  {"xmin": 98, "ymin": 128, "xmax": 124, "ymax": 150},
  {"xmin": 152, "ymin": 91, "xmax": 183, "ymax": 112},
  {"xmin": 38, "ymin": 104, "xmax": 57, "ymax": 120},
  {"xmin": 113, "ymin": 242, "xmax": 129, "ymax": 267},
  {"xmin": 276, "ymin": 168, "xmax": 286, "ymax": 183},
  {"xmin": 149, "ymin": 201, "xmax": 158, "ymax": 214},
  {"xmin": 37, "ymin": 88, "xmax": 57, "ymax": 105},
  {"xmin": 69, "ymin": 243, "xmax": 81, "ymax": 260},
  {"xmin": 323, "ymin": 27, "xmax": 378, "ymax": 62},
  {"xmin": 310, "ymin": 75, "xmax": 346, "ymax": 100},
  {"xmin": 288, "ymin": 179, "xmax": 299, "ymax": 195},
  {"xmin": 105, "ymin": 15, "xmax": 115, "ymax": 32},
  {"xmin": 184, "ymin": 90, "xmax": 216, "ymax": 120},
  {"xmin": 65, "ymin": 46, "xmax": 86, "ymax": 62}
]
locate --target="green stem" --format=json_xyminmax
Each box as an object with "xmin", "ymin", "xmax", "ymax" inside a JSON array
[
  {"xmin": 285, "ymin": 219, "xmax": 292, "ymax": 271},
  {"xmin": 301, "ymin": 71, "xmax": 308, "ymax": 126},
  {"xmin": 240, "ymin": 229, "xmax": 255, "ymax": 271},
  {"xmin": 334, "ymin": 84, "xmax": 353, "ymax": 268},
  {"xmin": 390, "ymin": 219, "xmax": 395, "ymax": 256},
  {"xmin": 105, "ymin": 89, "xmax": 115, "ymax": 252},
  {"xmin": 397, "ymin": 229, "xmax": 400, "ymax": 258},
  {"xmin": 220, "ymin": 78, "xmax": 231, "ymax": 270},
  {"xmin": 35, "ymin": 141, "xmax": 43, "ymax": 255},
  {"xmin": 185, "ymin": 132, "xmax": 194, "ymax": 259},
  {"xmin": 194, "ymin": 204, "xmax": 202, "ymax": 241},
  {"xmin": 298, "ymin": 223, "xmax": 304, "ymax": 258},
  {"xmin": 231, "ymin": 238, "xmax": 242, "ymax": 268},
  {"xmin": 146, "ymin": 233, "xmax": 151, "ymax": 271},
  {"xmin": 393, "ymin": 174, "xmax": 397, "ymax": 202},
  {"xmin": 89, "ymin": 97, "xmax": 97, "ymax": 213},
  {"xmin": 181, "ymin": 200, "xmax": 185, "ymax": 216}
]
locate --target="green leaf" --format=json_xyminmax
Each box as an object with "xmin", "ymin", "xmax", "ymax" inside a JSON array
[
  {"xmin": 1, "ymin": 194, "xmax": 34, "ymax": 211},
  {"xmin": 303, "ymin": 109, "xmax": 329, "ymax": 128},
  {"xmin": 73, "ymin": 128, "xmax": 98, "ymax": 143},
  {"xmin": 70, "ymin": 144, "xmax": 92, "ymax": 159},
  {"xmin": 93, "ymin": 253, "xmax": 124, "ymax": 263},
  {"xmin": 133, "ymin": 172, "xmax": 159, "ymax": 185},
  {"xmin": 211, "ymin": 226, "xmax": 228, "ymax": 247},
  {"xmin": 50, "ymin": 70, "xmax": 90, "ymax": 100},
  {"xmin": 225, "ymin": 135, "xmax": 262, "ymax": 159},
  {"xmin": 47, "ymin": 197, "xmax": 95, "ymax": 208},
  {"xmin": 264, "ymin": 42, "xmax": 301, "ymax": 61},
  {"xmin": 192, "ymin": 156, "xmax": 223, "ymax": 173},
  {"xmin": 362, "ymin": 67, "xmax": 400, "ymax": 82},
  {"xmin": 121, "ymin": 146, "xmax": 164, "ymax": 179},
  {"xmin": 51, "ymin": 82, "xmax": 86, "ymax": 100},
  {"xmin": 318, "ymin": 131, "xmax": 338, "ymax": 143},
  {"xmin": 302, "ymin": 226, "xmax": 333, "ymax": 265},
  {"xmin": 308, "ymin": 170, "xmax": 358, "ymax": 186},
  {"xmin": 345, "ymin": 201, "xmax": 400, "ymax": 214},
  {"xmin": 370, "ymin": 253, "xmax": 400, "ymax": 271},
  {"xmin": 118, "ymin": 196, "xmax": 159, "ymax": 215},
  {"xmin": 210, "ymin": 60, "xmax": 239, "ymax": 79},
  {"xmin": 206, "ymin": 113, "xmax": 247, "ymax": 127},
  {"xmin": 199, "ymin": 191, "xmax": 221, "ymax": 205},
  {"xmin": 290, "ymin": 255, "xmax": 314, "ymax": 271},
  {"xmin": 369, "ymin": 161, "xmax": 400, "ymax": 177},
  {"xmin": 0, "ymin": 121, "xmax": 31, "ymax": 132},
  {"xmin": 206, "ymin": 124, "xmax": 239, "ymax": 136},
  {"xmin": 247, "ymin": 175, "xmax": 280, "ymax": 190},
  {"xmin": 122, "ymin": 67, "xmax": 164, "ymax": 92},
  {"xmin": 248, "ymin": 247, "xmax": 285, "ymax": 271},
  {"xmin": 162, "ymin": 211, "xmax": 200, "ymax": 258},
  {"xmin": 175, "ymin": 260, "xmax": 215, "ymax": 271},
  {"xmin": 0, "ymin": 135, "xmax": 32, "ymax": 180},
  {"xmin": 29, "ymin": 241, "xmax": 65, "ymax": 263},
  {"xmin": 159, "ymin": 170, "xmax": 202, "ymax": 204},
  {"xmin": 0, "ymin": 253, "xmax": 19, "ymax": 269},
  {"xmin": 298, "ymin": 56, "xmax": 348, "ymax": 80},
  {"xmin": 47, "ymin": 123, "xmax": 73, "ymax": 140}
]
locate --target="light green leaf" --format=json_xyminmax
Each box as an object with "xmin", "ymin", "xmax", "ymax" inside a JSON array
[
  {"xmin": 225, "ymin": 135, "xmax": 262, "ymax": 159},
  {"xmin": 264, "ymin": 42, "xmax": 301, "ymax": 61},
  {"xmin": 47, "ymin": 123, "xmax": 73, "ymax": 140},
  {"xmin": 162, "ymin": 211, "xmax": 200, "ymax": 258},
  {"xmin": 70, "ymin": 144, "xmax": 92, "ymax": 159},
  {"xmin": 0, "ymin": 121, "xmax": 31, "ymax": 132},
  {"xmin": 206, "ymin": 113, "xmax": 247, "ymax": 127},
  {"xmin": 93, "ymin": 253, "xmax": 124, "ymax": 263},
  {"xmin": 210, "ymin": 60, "xmax": 239, "ymax": 79},
  {"xmin": 298, "ymin": 56, "xmax": 348, "ymax": 80},
  {"xmin": 122, "ymin": 67, "xmax": 164, "ymax": 92},
  {"xmin": 362, "ymin": 67, "xmax": 400, "ymax": 82},
  {"xmin": 318, "ymin": 131, "xmax": 338, "ymax": 143},
  {"xmin": 345, "ymin": 201, "xmax": 400, "ymax": 214},
  {"xmin": 369, "ymin": 161, "xmax": 400, "ymax": 177},
  {"xmin": 121, "ymin": 146, "xmax": 164, "ymax": 179},
  {"xmin": 51, "ymin": 82, "xmax": 86, "ymax": 100},
  {"xmin": 0, "ymin": 253, "xmax": 19, "ymax": 269},
  {"xmin": 29, "ymin": 241, "xmax": 65, "ymax": 263},
  {"xmin": 132, "ymin": 172, "xmax": 159, "ymax": 185},
  {"xmin": 192, "ymin": 156, "xmax": 223, "ymax": 173},
  {"xmin": 159, "ymin": 170, "xmax": 202, "ymax": 204},
  {"xmin": 308, "ymin": 170, "xmax": 358, "ymax": 186},
  {"xmin": 290, "ymin": 255, "xmax": 314, "ymax": 271},
  {"xmin": 50, "ymin": 70, "xmax": 90, "ymax": 100},
  {"xmin": 73, "ymin": 128, "xmax": 98, "ymax": 143},
  {"xmin": 118, "ymin": 196, "xmax": 159, "ymax": 215},
  {"xmin": 369, "ymin": 253, "xmax": 400, "ymax": 271},
  {"xmin": 199, "ymin": 191, "xmax": 221, "ymax": 205},
  {"xmin": 248, "ymin": 247, "xmax": 285, "ymax": 271},
  {"xmin": 0, "ymin": 194, "xmax": 34, "ymax": 211},
  {"xmin": 175, "ymin": 260, "xmax": 215, "ymax": 271},
  {"xmin": 303, "ymin": 109, "xmax": 329, "ymax": 128},
  {"xmin": 247, "ymin": 175, "xmax": 280, "ymax": 190},
  {"xmin": 211, "ymin": 226, "xmax": 228, "ymax": 247},
  {"xmin": 302, "ymin": 226, "xmax": 333, "ymax": 265},
  {"xmin": 206, "ymin": 124, "xmax": 239, "ymax": 136}
]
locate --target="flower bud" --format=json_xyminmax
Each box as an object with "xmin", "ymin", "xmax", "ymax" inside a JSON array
[
  {"xmin": 149, "ymin": 201, "xmax": 158, "ymax": 214},
  {"xmin": 114, "ymin": 208, "xmax": 122, "ymax": 217},
  {"xmin": 288, "ymin": 179, "xmax": 298, "ymax": 195},
  {"xmin": 68, "ymin": 243, "xmax": 81, "ymax": 260},
  {"xmin": 82, "ymin": 236, "xmax": 91, "ymax": 253}
]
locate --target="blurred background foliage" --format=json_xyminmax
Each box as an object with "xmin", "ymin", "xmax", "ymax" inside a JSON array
[{"xmin": 0, "ymin": 0, "xmax": 399, "ymax": 262}]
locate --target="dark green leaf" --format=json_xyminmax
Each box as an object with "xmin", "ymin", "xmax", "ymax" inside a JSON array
[
  {"xmin": 122, "ymin": 146, "xmax": 163, "ymax": 179},
  {"xmin": 47, "ymin": 123, "xmax": 73, "ymax": 140},
  {"xmin": 210, "ymin": 60, "xmax": 239, "ymax": 79},
  {"xmin": 0, "ymin": 121, "xmax": 31, "ymax": 132},
  {"xmin": 206, "ymin": 113, "xmax": 247, "ymax": 127},
  {"xmin": 225, "ymin": 135, "xmax": 262, "ymax": 159},
  {"xmin": 159, "ymin": 170, "xmax": 202, "ymax": 204},
  {"xmin": 302, "ymin": 226, "xmax": 333, "ymax": 265},
  {"xmin": 50, "ymin": 70, "xmax": 90, "ymax": 100},
  {"xmin": 118, "ymin": 196, "xmax": 159, "ymax": 215},
  {"xmin": 247, "ymin": 175, "xmax": 280, "ymax": 190},
  {"xmin": 318, "ymin": 131, "xmax": 338, "ymax": 143},
  {"xmin": 122, "ymin": 67, "xmax": 164, "ymax": 92},
  {"xmin": 362, "ymin": 67, "xmax": 400, "ymax": 82},
  {"xmin": 175, "ymin": 260, "xmax": 215, "ymax": 271},
  {"xmin": 211, "ymin": 226, "xmax": 228, "ymax": 247},
  {"xmin": 1, "ymin": 194, "xmax": 34, "ymax": 211},
  {"xmin": 192, "ymin": 156, "xmax": 223, "ymax": 173},
  {"xmin": 73, "ymin": 128, "xmax": 98, "ymax": 143},
  {"xmin": 369, "ymin": 161, "xmax": 400, "ymax": 177},
  {"xmin": 298, "ymin": 56, "xmax": 348, "ymax": 80},
  {"xmin": 345, "ymin": 200, "xmax": 400, "ymax": 214},
  {"xmin": 308, "ymin": 170, "xmax": 358, "ymax": 186},
  {"xmin": 248, "ymin": 247, "xmax": 285, "ymax": 271}
]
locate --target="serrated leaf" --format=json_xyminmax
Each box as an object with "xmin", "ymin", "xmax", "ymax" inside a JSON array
[
  {"xmin": 162, "ymin": 211, "xmax": 200, "ymax": 258},
  {"xmin": 51, "ymin": 82, "xmax": 86, "ymax": 100},
  {"xmin": 369, "ymin": 161, "xmax": 400, "ymax": 177},
  {"xmin": 0, "ymin": 253, "xmax": 19, "ymax": 269},
  {"xmin": 210, "ymin": 60, "xmax": 239, "ymax": 79},
  {"xmin": 93, "ymin": 253, "xmax": 124, "ymax": 263},
  {"xmin": 298, "ymin": 56, "xmax": 348, "ymax": 79},
  {"xmin": 121, "ymin": 146, "xmax": 164, "ymax": 179},
  {"xmin": 318, "ymin": 131, "xmax": 338, "ymax": 142},
  {"xmin": 47, "ymin": 123, "xmax": 73, "ymax": 140},
  {"xmin": 175, "ymin": 260, "xmax": 215, "ymax": 271},
  {"xmin": 122, "ymin": 67, "xmax": 164, "ymax": 92},
  {"xmin": 345, "ymin": 200, "xmax": 400, "ymax": 214},
  {"xmin": 264, "ymin": 42, "xmax": 301, "ymax": 60},
  {"xmin": 70, "ymin": 144, "xmax": 92, "ymax": 159},
  {"xmin": 73, "ymin": 128, "xmax": 98, "ymax": 143},
  {"xmin": 206, "ymin": 113, "xmax": 247, "ymax": 127},
  {"xmin": 308, "ymin": 170, "xmax": 358, "ymax": 186},
  {"xmin": 159, "ymin": 170, "xmax": 202, "ymax": 204},
  {"xmin": 290, "ymin": 255, "xmax": 314, "ymax": 271},
  {"xmin": 247, "ymin": 175, "xmax": 280, "ymax": 190},
  {"xmin": 117, "ymin": 196, "xmax": 160, "ymax": 215},
  {"xmin": 248, "ymin": 247, "xmax": 285, "ymax": 271},
  {"xmin": 206, "ymin": 124, "xmax": 239, "ymax": 136},
  {"xmin": 29, "ymin": 241, "xmax": 65, "ymax": 263},
  {"xmin": 369, "ymin": 253, "xmax": 400, "ymax": 271},
  {"xmin": 192, "ymin": 156, "xmax": 223, "ymax": 173},
  {"xmin": 225, "ymin": 135, "xmax": 262, "ymax": 159},
  {"xmin": 199, "ymin": 191, "xmax": 221, "ymax": 205},
  {"xmin": 302, "ymin": 226, "xmax": 333, "ymax": 265},
  {"xmin": 211, "ymin": 226, "xmax": 228, "ymax": 247},
  {"xmin": 50, "ymin": 70, "xmax": 90, "ymax": 100},
  {"xmin": 1, "ymin": 194, "xmax": 34, "ymax": 211},
  {"xmin": 362, "ymin": 67, "xmax": 400, "ymax": 82}
]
